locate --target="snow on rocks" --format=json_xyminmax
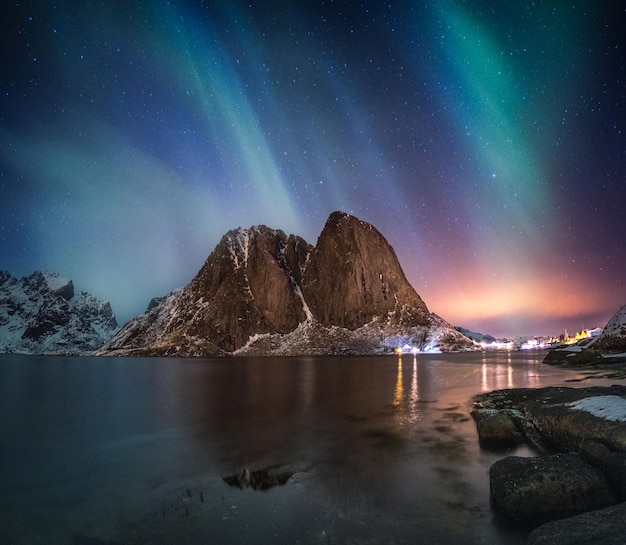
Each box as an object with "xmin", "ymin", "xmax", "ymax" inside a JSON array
[{"xmin": 568, "ymin": 395, "xmax": 626, "ymax": 422}]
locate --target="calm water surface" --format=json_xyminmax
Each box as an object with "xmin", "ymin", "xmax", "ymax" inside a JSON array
[{"xmin": 0, "ymin": 352, "xmax": 619, "ymax": 544}]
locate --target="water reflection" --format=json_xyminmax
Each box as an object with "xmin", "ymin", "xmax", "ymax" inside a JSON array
[
  {"xmin": 410, "ymin": 356, "xmax": 420, "ymax": 413},
  {"xmin": 393, "ymin": 355, "xmax": 423, "ymax": 424},
  {"xmin": 480, "ymin": 351, "xmax": 544, "ymax": 392},
  {"xmin": 393, "ymin": 356, "xmax": 403, "ymax": 407},
  {"xmin": 1, "ymin": 351, "xmax": 600, "ymax": 545}
]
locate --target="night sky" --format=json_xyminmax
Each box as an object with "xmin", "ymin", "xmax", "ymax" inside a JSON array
[{"xmin": 2, "ymin": 1, "xmax": 625, "ymax": 338}]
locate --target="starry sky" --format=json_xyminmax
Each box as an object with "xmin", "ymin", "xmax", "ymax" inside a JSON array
[{"xmin": 1, "ymin": 1, "xmax": 625, "ymax": 338}]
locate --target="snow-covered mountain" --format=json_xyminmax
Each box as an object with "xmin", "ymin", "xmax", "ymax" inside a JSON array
[
  {"xmin": 455, "ymin": 326, "xmax": 496, "ymax": 345},
  {"xmin": 98, "ymin": 211, "xmax": 474, "ymax": 356},
  {"xmin": 0, "ymin": 270, "xmax": 119, "ymax": 355},
  {"xmin": 592, "ymin": 304, "xmax": 626, "ymax": 351}
]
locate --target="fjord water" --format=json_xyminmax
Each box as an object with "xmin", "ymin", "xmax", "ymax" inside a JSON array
[{"xmin": 0, "ymin": 352, "xmax": 610, "ymax": 544}]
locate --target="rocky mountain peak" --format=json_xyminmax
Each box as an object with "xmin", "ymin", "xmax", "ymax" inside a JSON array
[
  {"xmin": 0, "ymin": 270, "xmax": 12, "ymax": 286},
  {"xmin": 24, "ymin": 270, "xmax": 75, "ymax": 300},
  {"xmin": 185, "ymin": 225, "xmax": 312, "ymax": 348},
  {"xmin": 302, "ymin": 211, "xmax": 430, "ymax": 330},
  {"xmin": 99, "ymin": 212, "xmax": 470, "ymax": 357},
  {"xmin": 102, "ymin": 226, "xmax": 314, "ymax": 355}
]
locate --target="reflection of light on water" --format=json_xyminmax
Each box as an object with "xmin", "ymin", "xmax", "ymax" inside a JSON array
[
  {"xmin": 481, "ymin": 358, "xmax": 515, "ymax": 391},
  {"xmin": 481, "ymin": 363, "xmax": 488, "ymax": 392},
  {"xmin": 410, "ymin": 356, "xmax": 419, "ymax": 412},
  {"xmin": 480, "ymin": 351, "xmax": 564, "ymax": 391},
  {"xmin": 394, "ymin": 357, "xmax": 403, "ymax": 407},
  {"xmin": 525, "ymin": 369, "xmax": 540, "ymax": 388},
  {"xmin": 394, "ymin": 355, "xmax": 422, "ymax": 424}
]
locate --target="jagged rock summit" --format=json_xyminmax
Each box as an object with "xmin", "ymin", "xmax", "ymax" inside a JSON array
[
  {"xmin": 302, "ymin": 211, "xmax": 430, "ymax": 329},
  {"xmin": 99, "ymin": 212, "xmax": 472, "ymax": 356},
  {"xmin": 0, "ymin": 270, "xmax": 119, "ymax": 355}
]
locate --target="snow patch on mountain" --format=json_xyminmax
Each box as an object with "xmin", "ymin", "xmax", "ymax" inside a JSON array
[{"xmin": 233, "ymin": 313, "xmax": 473, "ymax": 357}]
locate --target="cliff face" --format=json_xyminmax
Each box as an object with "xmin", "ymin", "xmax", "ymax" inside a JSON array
[
  {"xmin": 302, "ymin": 211, "xmax": 430, "ymax": 329},
  {"xmin": 99, "ymin": 212, "xmax": 472, "ymax": 356},
  {"xmin": 0, "ymin": 270, "xmax": 118, "ymax": 355},
  {"xmin": 101, "ymin": 226, "xmax": 313, "ymax": 355},
  {"xmin": 175, "ymin": 226, "xmax": 312, "ymax": 352}
]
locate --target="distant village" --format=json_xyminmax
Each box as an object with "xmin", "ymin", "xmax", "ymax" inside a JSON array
[
  {"xmin": 478, "ymin": 327, "xmax": 603, "ymax": 351},
  {"xmin": 393, "ymin": 326, "xmax": 604, "ymax": 355}
]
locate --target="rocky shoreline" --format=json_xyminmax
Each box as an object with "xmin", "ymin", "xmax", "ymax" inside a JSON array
[{"xmin": 472, "ymin": 383, "xmax": 626, "ymax": 544}]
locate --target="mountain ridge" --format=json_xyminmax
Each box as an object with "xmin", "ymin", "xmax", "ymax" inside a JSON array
[{"xmin": 98, "ymin": 211, "xmax": 474, "ymax": 356}]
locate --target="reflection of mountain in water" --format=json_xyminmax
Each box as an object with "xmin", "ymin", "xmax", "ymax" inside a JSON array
[
  {"xmin": 2, "ymin": 352, "xmax": 567, "ymax": 545},
  {"xmin": 222, "ymin": 464, "xmax": 306, "ymax": 491}
]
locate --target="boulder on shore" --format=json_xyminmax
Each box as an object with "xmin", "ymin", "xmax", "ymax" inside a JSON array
[
  {"xmin": 473, "ymin": 385, "xmax": 626, "ymax": 453},
  {"xmin": 489, "ymin": 453, "xmax": 614, "ymax": 525},
  {"xmin": 471, "ymin": 409, "xmax": 524, "ymax": 449},
  {"xmin": 528, "ymin": 501, "xmax": 626, "ymax": 545},
  {"xmin": 474, "ymin": 385, "xmax": 626, "ymax": 540},
  {"xmin": 580, "ymin": 439, "xmax": 626, "ymax": 502}
]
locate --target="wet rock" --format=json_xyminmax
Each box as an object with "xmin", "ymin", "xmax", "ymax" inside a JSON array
[
  {"xmin": 474, "ymin": 386, "xmax": 626, "ymax": 537},
  {"xmin": 530, "ymin": 396, "xmax": 626, "ymax": 454},
  {"xmin": 580, "ymin": 439, "xmax": 626, "ymax": 501},
  {"xmin": 471, "ymin": 409, "xmax": 524, "ymax": 449},
  {"xmin": 473, "ymin": 385, "xmax": 626, "ymax": 454},
  {"xmin": 489, "ymin": 453, "xmax": 614, "ymax": 525},
  {"xmin": 527, "ymin": 501, "xmax": 626, "ymax": 545},
  {"xmin": 543, "ymin": 347, "xmax": 604, "ymax": 366}
]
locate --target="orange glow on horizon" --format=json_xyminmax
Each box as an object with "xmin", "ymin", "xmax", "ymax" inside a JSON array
[{"xmin": 421, "ymin": 265, "xmax": 614, "ymax": 336}]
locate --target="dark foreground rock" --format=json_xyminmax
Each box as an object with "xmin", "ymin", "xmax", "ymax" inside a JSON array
[
  {"xmin": 473, "ymin": 385, "xmax": 626, "ymax": 453},
  {"xmin": 471, "ymin": 409, "xmax": 524, "ymax": 449},
  {"xmin": 490, "ymin": 454, "xmax": 614, "ymax": 524},
  {"xmin": 580, "ymin": 439, "xmax": 626, "ymax": 502},
  {"xmin": 527, "ymin": 501, "xmax": 626, "ymax": 545},
  {"xmin": 473, "ymin": 385, "xmax": 626, "ymax": 541}
]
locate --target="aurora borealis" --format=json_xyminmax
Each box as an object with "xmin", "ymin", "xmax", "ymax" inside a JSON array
[{"xmin": 1, "ymin": 1, "xmax": 624, "ymax": 337}]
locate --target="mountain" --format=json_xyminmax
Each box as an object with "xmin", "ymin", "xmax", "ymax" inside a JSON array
[
  {"xmin": 98, "ymin": 212, "xmax": 474, "ymax": 356},
  {"xmin": 0, "ymin": 270, "xmax": 119, "ymax": 355},
  {"xmin": 592, "ymin": 304, "xmax": 626, "ymax": 351},
  {"xmin": 302, "ymin": 211, "xmax": 430, "ymax": 329},
  {"xmin": 455, "ymin": 326, "xmax": 497, "ymax": 345},
  {"xmin": 100, "ymin": 225, "xmax": 311, "ymax": 355}
]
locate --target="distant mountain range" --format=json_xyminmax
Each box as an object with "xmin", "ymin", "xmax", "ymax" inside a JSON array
[
  {"xmin": 0, "ymin": 270, "xmax": 118, "ymax": 355},
  {"xmin": 97, "ymin": 211, "xmax": 474, "ymax": 356}
]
